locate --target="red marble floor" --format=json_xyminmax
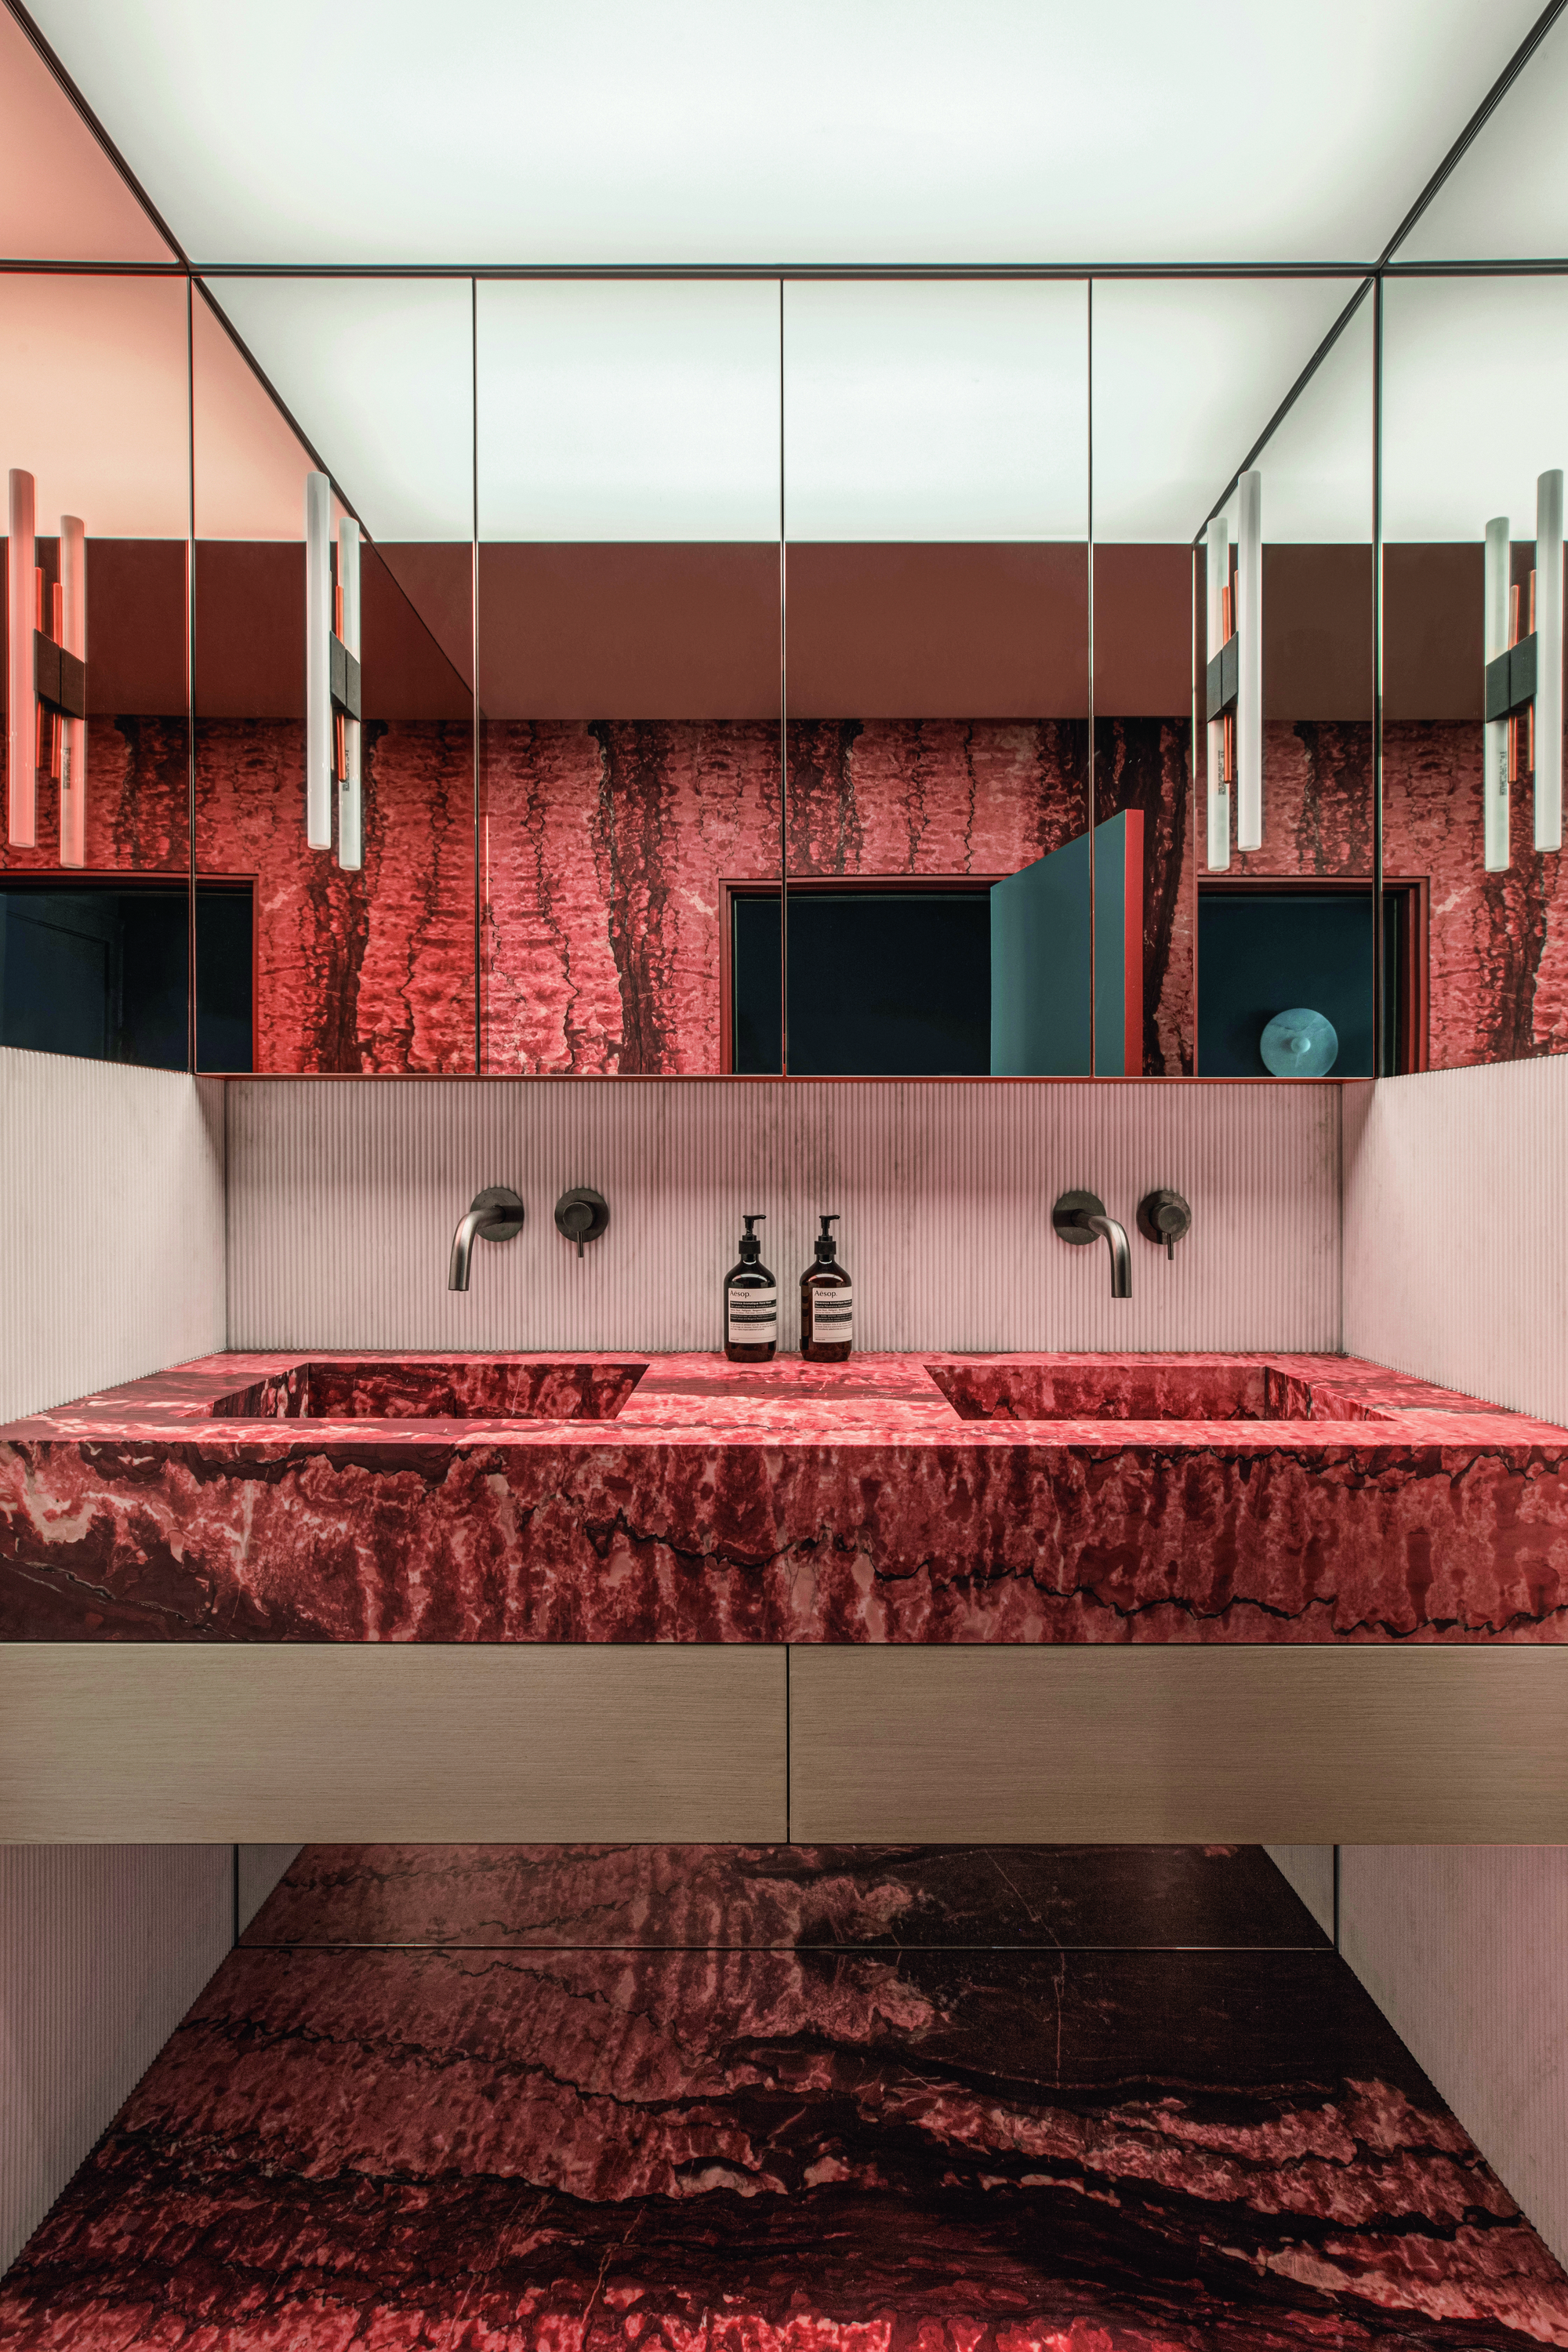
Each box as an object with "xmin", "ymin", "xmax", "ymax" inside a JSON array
[{"xmin": 2, "ymin": 1846, "xmax": 1566, "ymax": 2350}]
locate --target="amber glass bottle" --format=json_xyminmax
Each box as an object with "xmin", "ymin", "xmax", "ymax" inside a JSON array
[
  {"xmin": 723, "ymin": 1213, "xmax": 778, "ymax": 1362},
  {"xmin": 800, "ymin": 1214, "xmax": 852, "ymax": 1362}
]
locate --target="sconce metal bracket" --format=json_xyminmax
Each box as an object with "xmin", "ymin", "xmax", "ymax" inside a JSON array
[
  {"xmin": 1205, "ymin": 633, "xmax": 1239, "ymax": 721},
  {"xmin": 34, "ymin": 632, "xmax": 86, "ymax": 720},
  {"xmin": 329, "ymin": 634, "xmax": 362, "ymax": 722},
  {"xmin": 1486, "ymin": 633, "xmax": 1537, "ymax": 722}
]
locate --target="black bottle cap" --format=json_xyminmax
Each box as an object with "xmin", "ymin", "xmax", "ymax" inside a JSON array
[
  {"xmin": 739, "ymin": 1211, "xmax": 764, "ymax": 1260},
  {"xmin": 815, "ymin": 1212, "xmax": 840, "ymax": 1261}
]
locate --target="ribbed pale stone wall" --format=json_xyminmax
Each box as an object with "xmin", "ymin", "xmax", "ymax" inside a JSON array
[
  {"xmin": 0, "ymin": 1048, "xmax": 226, "ymax": 1425},
  {"xmin": 226, "ymin": 1077, "xmax": 1342, "ymax": 1355}
]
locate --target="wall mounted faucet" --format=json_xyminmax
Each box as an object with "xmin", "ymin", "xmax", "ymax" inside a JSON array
[
  {"xmin": 448, "ymin": 1185, "xmax": 524, "ymax": 1290},
  {"xmin": 1053, "ymin": 1189, "xmax": 1132, "ymax": 1298}
]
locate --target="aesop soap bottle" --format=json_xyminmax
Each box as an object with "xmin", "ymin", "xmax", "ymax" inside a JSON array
[
  {"xmin": 800, "ymin": 1213, "xmax": 853, "ymax": 1362},
  {"xmin": 723, "ymin": 1213, "xmax": 778, "ymax": 1363}
]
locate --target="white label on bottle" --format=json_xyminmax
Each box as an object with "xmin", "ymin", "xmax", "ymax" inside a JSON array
[
  {"xmin": 809, "ymin": 1286, "xmax": 854, "ymax": 1341},
  {"xmin": 727, "ymin": 1286, "xmax": 778, "ymax": 1343}
]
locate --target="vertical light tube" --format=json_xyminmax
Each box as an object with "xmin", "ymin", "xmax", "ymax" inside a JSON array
[
  {"xmin": 1235, "ymin": 467, "xmax": 1262, "ymax": 851},
  {"xmin": 1483, "ymin": 514, "xmax": 1511, "ymax": 873},
  {"xmin": 7, "ymin": 468, "xmax": 35, "ymax": 847},
  {"xmin": 1205, "ymin": 514, "xmax": 1230, "ymax": 870},
  {"xmin": 337, "ymin": 516, "xmax": 362, "ymax": 871},
  {"xmin": 303, "ymin": 469, "xmax": 332, "ymax": 849},
  {"xmin": 1535, "ymin": 469, "xmax": 1562, "ymax": 853},
  {"xmin": 58, "ymin": 515, "xmax": 85, "ymax": 868}
]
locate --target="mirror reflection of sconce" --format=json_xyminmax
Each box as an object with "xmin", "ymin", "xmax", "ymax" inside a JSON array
[
  {"xmin": 1204, "ymin": 467, "xmax": 1261, "ymax": 871},
  {"xmin": 7, "ymin": 468, "xmax": 89, "ymax": 866},
  {"xmin": 1483, "ymin": 469, "xmax": 1562, "ymax": 873},
  {"xmin": 303, "ymin": 470, "xmax": 363, "ymax": 870}
]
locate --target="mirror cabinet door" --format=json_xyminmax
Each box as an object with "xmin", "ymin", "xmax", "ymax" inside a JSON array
[
  {"xmin": 778, "ymin": 281, "xmax": 1090, "ymax": 1078},
  {"xmin": 1091, "ymin": 278, "xmax": 1377, "ymax": 1080},
  {"xmin": 193, "ymin": 276, "xmax": 476, "ymax": 1073},
  {"xmin": 475, "ymin": 280, "xmax": 783, "ymax": 1076},
  {"xmin": 1381, "ymin": 273, "xmax": 1568, "ymax": 1068},
  {"xmin": 0, "ymin": 270, "xmax": 192, "ymax": 1069},
  {"xmin": 1218, "ymin": 286, "xmax": 1378, "ymax": 1078}
]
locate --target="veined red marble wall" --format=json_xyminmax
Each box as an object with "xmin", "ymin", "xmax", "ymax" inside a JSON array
[
  {"xmin": 194, "ymin": 719, "xmax": 476, "ymax": 1073},
  {"xmin": 1225, "ymin": 720, "xmax": 1568, "ymax": 1069},
  {"xmin": 15, "ymin": 710, "xmax": 1567, "ymax": 1079},
  {"xmin": 0, "ymin": 717, "xmax": 187, "ymax": 875}
]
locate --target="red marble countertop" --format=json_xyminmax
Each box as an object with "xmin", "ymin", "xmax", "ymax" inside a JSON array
[{"xmin": 2, "ymin": 1351, "xmax": 1566, "ymax": 1642}]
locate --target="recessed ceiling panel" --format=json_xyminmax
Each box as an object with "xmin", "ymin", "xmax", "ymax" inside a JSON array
[
  {"xmin": 205, "ymin": 278, "xmax": 474, "ymax": 540},
  {"xmin": 1396, "ymin": 12, "xmax": 1568, "ymax": 260},
  {"xmin": 1382, "ymin": 275, "xmax": 1568, "ymax": 540},
  {"xmin": 784, "ymin": 281, "xmax": 1087, "ymax": 541},
  {"xmin": 477, "ymin": 281, "xmax": 780, "ymax": 541},
  {"xmin": 1090, "ymin": 279, "xmax": 1359, "ymax": 543},
  {"xmin": 21, "ymin": 0, "xmax": 1545, "ymax": 265}
]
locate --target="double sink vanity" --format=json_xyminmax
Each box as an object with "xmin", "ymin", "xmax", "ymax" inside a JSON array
[
  {"xmin": 3, "ymin": 1347, "xmax": 1564, "ymax": 1846},
  {"xmin": 2, "ymin": 1348, "xmax": 1566, "ymax": 1646}
]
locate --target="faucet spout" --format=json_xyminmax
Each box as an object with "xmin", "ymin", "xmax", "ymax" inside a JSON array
[
  {"xmin": 448, "ymin": 1205, "xmax": 491, "ymax": 1292},
  {"xmin": 1083, "ymin": 1212, "xmax": 1132, "ymax": 1298},
  {"xmin": 448, "ymin": 1186, "xmax": 525, "ymax": 1292},
  {"xmin": 1051, "ymin": 1189, "xmax": 1133, "ymax": 1298}
]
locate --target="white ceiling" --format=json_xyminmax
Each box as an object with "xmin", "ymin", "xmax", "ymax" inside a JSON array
[
  {"xmin": 1381, "ymin": 275, "xmax": 1568, "ymax": 540},
  {"xmin": 207, "ymin": 272, "xmax": 1376, "ymax": 546},
  {"xmin": 20, "ymin": 0, "xmax": 1549, "ymax": 267},
  {"xmin": 1396, "ymin": 9, "xmax": 1568, "ymax": 260}
]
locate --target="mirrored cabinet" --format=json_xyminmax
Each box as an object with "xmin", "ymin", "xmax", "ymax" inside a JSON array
[{"xmin": 5, "ymin": 257, "xmax": 1568, "ymax": 1082}]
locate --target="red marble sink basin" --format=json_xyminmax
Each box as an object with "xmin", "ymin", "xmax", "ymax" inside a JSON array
[
  {"xmin": 207, "ymin": 1356, "xmax": 649, "ymax": 1423},
  {"xmin": 925, "ymin": 1358, "xmax": 1397, "ymax": 1422}
]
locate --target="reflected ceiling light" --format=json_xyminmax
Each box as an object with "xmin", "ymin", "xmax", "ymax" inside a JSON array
[
  {"xmin": 303, "ymin": 470, "xmax": 363, "ymax": 862},
  {"xmin": 1203, "ymin": 470, "xmax": 1262, "ymax": 865},
  {"xmin": 7, "ymin": 466, "xmax": 89, "ymax": 862},
  {"xmin": 1482, "ymin": 469, "xmax": 1563, "ymax": 872}
]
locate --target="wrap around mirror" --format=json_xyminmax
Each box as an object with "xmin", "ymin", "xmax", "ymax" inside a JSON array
[{"xmin": 5, "ymin": 102, "xmax": 1567, "ymax": 1076}]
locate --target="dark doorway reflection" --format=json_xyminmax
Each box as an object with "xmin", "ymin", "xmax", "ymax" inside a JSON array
[
  {"xmin": 733, "ymin": 888, "xmax": 991, "ymax": 1075},
  {"xmin": 1198, "ymin": 885, "xmax": 1406, "ymax": 1077},
  {"xmin": 0, "ymin": 881, "xmax": 254, "ymax": 1072}
]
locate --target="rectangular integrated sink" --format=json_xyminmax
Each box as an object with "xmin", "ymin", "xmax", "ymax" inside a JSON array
[
  {"xmin": 924, "ymin": 1359, "xmax": 1395, "ymax": 1422},
  {"xmin": 208, "ymin": 1358, "xmax": 649, "ymax": 1424}
]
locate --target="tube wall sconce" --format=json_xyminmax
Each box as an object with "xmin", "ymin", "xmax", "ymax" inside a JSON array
[
  {"xmin": 8, "ymin": 469, "xmax": 90, "ymax": 859},
  {"xmin": 1203, "ymin": 514, "xmax": 1230, "ymax": 871},
  {"xmin": 1481, "ymin": 470, "xmax": 1563, "ymax": 871},
  {"xmin": 1536, "ymin": 468, "xmax": 1562, "ymax": 855},
  {"xmin": 1203, "ymin": 473, "xmax": 1261, "ymax": 862},
  {"xmin": 59, "ymin": 515, "xmax": 86, "ymax": 869},
  {"xmin": 303, "ymin": 470, "xmax": 365, "ymax": 866},
  {"xmin": 303, "ymin": 470, "xmax": 333, "ymax": 851},
  {"xmin": 1235, "ymin": 470, "xmax": 1262, "ymax": 852},
  {"xmin": 1483, "ymin": 515, "xmax": 1512, "ymax": 873},
  {"xmin": 7, "ymin": 468, "xmax": 34, "ymax": 848},
  {"xmin": 336, "ymin": 517, "xmax": 362, "ymax": 871}
]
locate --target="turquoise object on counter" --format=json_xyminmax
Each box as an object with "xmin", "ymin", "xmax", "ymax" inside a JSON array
[{"xmin": 1260, "ymin": 1007, "xmax": 1338, "ymax": 1076}]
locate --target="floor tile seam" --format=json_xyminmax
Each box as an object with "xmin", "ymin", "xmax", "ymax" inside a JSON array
[{"xmin": 234, "ymin": 1940, "xmax": 1338, "ymax": 1954}]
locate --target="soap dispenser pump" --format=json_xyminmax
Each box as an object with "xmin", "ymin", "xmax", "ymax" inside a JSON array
[
  {"xmin": 723, "ymin": 1213, "xmax": 778, "ymax": 1363},
  {"xmin": 800, "ymin": 1214, "xmax": 853, "ymax": 1362}
]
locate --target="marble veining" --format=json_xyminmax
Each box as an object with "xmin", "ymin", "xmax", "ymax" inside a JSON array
[
  {"xmin": 1, "ymin": 1352, "xmax": 1565, "ymax": 1643},
  {"xmin": 2, "ymin": 1843, "xmax": 1563, "ymax": 2350}
]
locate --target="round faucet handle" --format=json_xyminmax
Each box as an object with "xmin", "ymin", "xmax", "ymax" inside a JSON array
[{"xmin": 1136, "ymin": 1189, "xmax": 1192, "ymax": 1257}]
